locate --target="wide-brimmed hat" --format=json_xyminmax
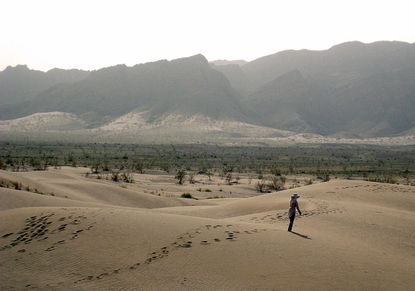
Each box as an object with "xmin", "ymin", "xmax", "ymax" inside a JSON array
[{"xmin": 291, "ymin": 193, "xmax": 300, "ymax": 199}]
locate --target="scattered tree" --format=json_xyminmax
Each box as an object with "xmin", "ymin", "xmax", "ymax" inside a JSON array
[
  {"xmin": 175, "ymin": 169, "xmax": 186, "ymax": 185},
  {"xmin": 189, "ymin": 172, "xmax": 196, "ymax": 184},
  {"xmin": 225, "ymin": 172, "xmax": 233, "ymax": 185}
]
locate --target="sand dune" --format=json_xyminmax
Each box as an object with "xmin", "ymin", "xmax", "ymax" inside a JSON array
[
  {"xmin": 0, "ymin": 168, "xmax": 211, "ymax": 209},
  {"xmin": 1, "ymin": 168, "xmax": 415, "ymax": 290},
  {"xmin": 0, "ymin": 188, "xmax": 108, "ymax": 210}
]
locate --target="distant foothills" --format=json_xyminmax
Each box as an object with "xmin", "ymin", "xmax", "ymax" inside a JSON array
[{"xmin": 1, "ymin": 40, "xmax": 415, "ymax": 143}]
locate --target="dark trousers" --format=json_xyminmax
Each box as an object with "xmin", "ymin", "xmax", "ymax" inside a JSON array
[{"xmin": 288, "ymin": 215, "xmax": 295, "ymax": 231}]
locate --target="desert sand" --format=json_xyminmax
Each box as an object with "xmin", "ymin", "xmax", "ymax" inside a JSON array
[{"xmin": 1, "ymin": 167, "xmax": 414, "ymax": 290}]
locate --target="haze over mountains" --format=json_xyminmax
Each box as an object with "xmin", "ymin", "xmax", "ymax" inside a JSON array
[{"xmin": 1, "ymin": 41, "xmax": 415, "ymax": 142}]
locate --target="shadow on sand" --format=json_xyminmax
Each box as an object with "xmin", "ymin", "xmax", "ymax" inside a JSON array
[{"xmin": 290, "ymin": 231, "xmax": 312, "ymax": 240}]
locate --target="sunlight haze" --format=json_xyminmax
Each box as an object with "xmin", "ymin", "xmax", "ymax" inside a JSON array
[{"xmin": 1, "ymin": 0, "xmax": 415, "ymax": 71}]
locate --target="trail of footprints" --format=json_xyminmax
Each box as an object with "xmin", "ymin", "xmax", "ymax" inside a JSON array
[
  {"xmin": 249, "ymin": 200, "xmax": 343, "ymax": 224},
  {"xmin": 340, "ymin": 184, "xmax": 415, "ymax": 193},
  {"xmin": 74, "ymin": 224, "xmax": 267, "ymax": 285},
  {"xmin": 0, "ymin": 212, "xmax": 95, "ymax": 253}
]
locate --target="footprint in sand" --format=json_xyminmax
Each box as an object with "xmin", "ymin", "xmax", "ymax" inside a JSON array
[
  {"xmin": 96, "ymin": 273, "xmax": 109, "ymax": 279},
  {"xmin": 226, "ymin": 232, "xmax": 236, "ymax": 240},
  {"xmin": 58, "ymin": 224, "xmax": 67, "ymax": 231},
  {"xmin": 180, "ymin": 241, "xmax": 192, "ymax": 248}
]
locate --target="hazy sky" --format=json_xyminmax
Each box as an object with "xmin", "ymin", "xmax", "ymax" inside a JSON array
[{"xmin": 1, "ymin": 0, "xmax": 414, "ymax": 71}]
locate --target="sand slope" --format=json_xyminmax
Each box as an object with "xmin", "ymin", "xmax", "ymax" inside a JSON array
[
  {"xmin": 0, "ymin": 168, "xmax": 211, "ymax": 209},
  {"xmin": 1, "ymin": 169, "xmax": 415, "ymax": 290}
]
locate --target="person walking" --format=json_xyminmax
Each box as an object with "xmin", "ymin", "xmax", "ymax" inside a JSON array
[{"xmin": 288, "ymin": 193, "xmax": 302, "ymax": 232}]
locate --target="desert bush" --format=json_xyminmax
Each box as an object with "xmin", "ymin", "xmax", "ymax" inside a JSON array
[
  {"xmin": 225, "ymin": 172, "xmax": 233, "ymax": 185},
  {"xmin": 268, "ymin": 175, "xmax": 286, "ymax": 191},
  {"xmin": 256, "ymin": 179, "xmax": 268, "ymax": 193},
  {"xmin": 206, "ymin": 170, "xmax": 213, "ymax": 181},
  {"xmin": 0, "ymin": 179, "xmax": 9, "ymax": 188},
  {"xmin": 90, "ymin": 164, "xmax": 100, "ymax": 174},
  {"xmin": 323, "ymin": 174, "xmax": 330, "ymax": 182},
  {"xmin": 11, "ymin": 181, "xmax": 22, "ymax": 190},
  {"xmin": 221, "ymin": 165, "xmax": 233, "ymax": 178},
  {"xmin": 270, "ymin": 166, "xmax": 282, "ymax": 176},
  {"xmin": 197, "ymin": 167, "xmax": 207, "ymax": 175},
  {"xmin": 318, "ymin": 174, "xmax": 331, "ymax": 182},
  {"xmin": 181, "ymin": 193, "xmax": 196, "ymax": 199},
  {"xmin": 161, "ymin": 164, "xmax": 170, "ymax": 173},
  {"xmin": 175, "ymin": 169, "xmax": 186, "ymax": 185},
  {"xmin": 111, "ymin": 171, "xmax": 120, "ymax": 182},
  {"xmin": 133, "ymin": 162, "xmax": 144, "ymax": 174},
  {"xmin": 189, "ymin": 173, "xmax": 196, "ymax": 184},
  {"xmin": 103, "ymin": 161, "xmax": 110, "ymax": 172},
  {"xmin": 121, "ymin": 172, "xmax": 134, "ymax": 183},
  {"xmin": 305, "ymin": 178, "xmax": 313, "ymax": 185},
  {"xmin": 367, "ymin": 175, "xmax": 397, "ymax": 184},
  {"xmin": 255, "ymin": 175, "xmax": 286, "ymax": 192},
  {"xmin": 207, "ymin": 195, "xmax": 224, "ymax": 199}
]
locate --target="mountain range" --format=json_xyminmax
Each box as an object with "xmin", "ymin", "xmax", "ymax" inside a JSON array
[{"xmin": 1, "ymin": 41, "xmax": 415, "ymax": 142}]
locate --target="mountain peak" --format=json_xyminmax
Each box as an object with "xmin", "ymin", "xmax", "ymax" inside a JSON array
[
  {"xmin": 329, "ymin": 40, "xmax": 411, "ymax": 52},
  {"xmin": 329, "ymin": 41, "xmax": 365, "ymax": 50},
  {"xmin": 3, "ymin": 64, "xmax": 30, "ymax": 73},
  {"xmin": 172, "ymin": 54, "xmax": 208, "ymax": 66}
]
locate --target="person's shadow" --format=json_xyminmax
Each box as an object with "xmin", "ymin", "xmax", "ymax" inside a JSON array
[{"xmin": 290, "ymin": 231, "xmax": 311, "ymax": 240}]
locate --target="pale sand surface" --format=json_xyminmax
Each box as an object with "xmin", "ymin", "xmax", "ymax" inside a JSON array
[{"xmin": 1, "ymin": 168, "xmax": 415, "ymax": 290}]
